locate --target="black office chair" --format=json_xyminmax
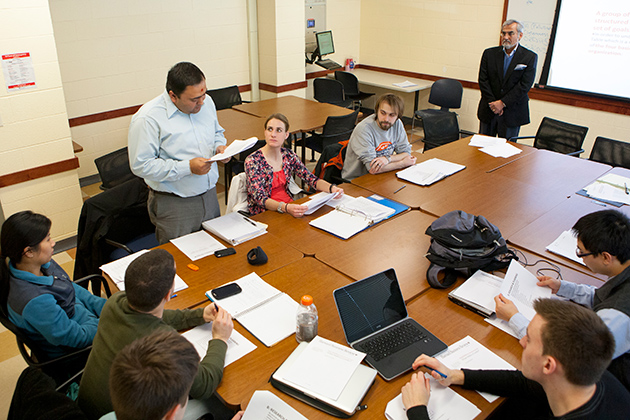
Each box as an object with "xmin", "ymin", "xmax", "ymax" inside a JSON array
[
  {"xmin": 298, "ymin": 110, "xmax": 359, "ymax": 162},
  {"xmin": 334, "ymin": 71, "xmax": 374, "ymax": 110},
  {"xmin": 510, "ymin": 117, "xmax": 588, "ymax": 156},
  {"xmin": 0, "ymin": 274, "xmax": 111, "ymax": 388},
  {"xmin": 223, "ymin": 139, "xmax": 267, "ymax": 202},
  {"xmin": 74, "ymin": 177, "xmax": 158, "ymax": 279},
  {"xmin": 206, "ymin": 85, "xmax": 249, "ymax": 110},
  {"xmin": 313, "ymin": 78, "xmax": 353, "ymax": 109},
  {"xmin": 412, "ymin": 79, "xmax": 463, "ymax": 151},
  {"xmin": 94, "ymin": 147, "xmax": 137, "ymax": 191},
  {"xmin": 589, "ymin": 136, "xmax": 630, "ymax": 169}
]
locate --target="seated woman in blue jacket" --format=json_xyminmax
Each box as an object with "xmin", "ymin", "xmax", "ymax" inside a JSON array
[{"xmin": 0, "ymin": 211, "xmax": 106, "ymax": 358}]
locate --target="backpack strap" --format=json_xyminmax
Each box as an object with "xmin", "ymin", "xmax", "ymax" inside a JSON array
[{"xmin": 426, "ymin": 264, "xmax": 458, "ymax": 289}]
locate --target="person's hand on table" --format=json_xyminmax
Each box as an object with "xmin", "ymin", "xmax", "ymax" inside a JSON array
[
  {"xmin": 412, "ymin": 354, "xmax": 463, "ymax": 387},
  {"xmin": 401, "ymin": 372, "xmax": 431, "ymax": 410},
  {"xmin": 211, "ymin": 307, "xmax": 233, "ymax": 344},
  {"xmin": 494, "ymin": 293, "xmax": 518, "ymax": 321},
  {"xmin": 190, "ymin": 157, "xmax": 213, "ymax": 175},
  {"xmin": 536, "ymin": 275, "xmax": 561, "ymax": 294},
  {"xmin": 287, "ymin": 203, "xmax": 308, "ymax": 218},
  {"xmin": 369, "ymin": 156, "xmax": 389, "ymax": 174}
]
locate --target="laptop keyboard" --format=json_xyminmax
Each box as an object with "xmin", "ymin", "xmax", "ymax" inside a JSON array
[
  {"xmin": 357, "ymin": 321, "xmax": 427, "ymax": 361},
  {"xmin": 315, "ymin": 59, "xmax": 342, "ymax": 70}
]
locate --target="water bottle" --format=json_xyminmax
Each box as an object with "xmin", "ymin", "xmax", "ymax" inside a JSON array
[{"xmin": 296, "ymin": 295, "xmax": 318, "ymax": 343}]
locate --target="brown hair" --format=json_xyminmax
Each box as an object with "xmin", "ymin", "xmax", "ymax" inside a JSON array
[
  {"xmin": 533, "ymin": 299, "xmax": 614, "ymax": 386},
  {"xmin": 124, "ymin": 249, "xmax": 176, "ymax": 312},
  {"xmin": 374, "ymin": 93, "xmax": 404, "ymax": 119},
  {"xmin": 109, "ymin": 329, "xmax": 200, "ymax": 420},
  {"xmin": 264, "ymin": 113, "xmax": 290, "ymax": 132}
]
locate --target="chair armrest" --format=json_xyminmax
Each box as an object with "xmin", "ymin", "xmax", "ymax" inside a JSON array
[
  {"xmin": 74, "ymin": 274, "xmax": 112, "ymax": 298},
  {"xmin": 104, "ymin": 238, "xmax": 133, "ymax": 254},
  {"xmin": 508, "ymin": 135, "xmax": 535, "ymax": 142},
  {"xmin": 567, "ymin": 149, "xmax": 585, "ymax": 157}
]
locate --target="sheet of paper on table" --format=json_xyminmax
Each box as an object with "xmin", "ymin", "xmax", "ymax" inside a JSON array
[
  {"xmin": 181, "ymin": 323, "xmax": 256, "ymax": 367},
  {"xmin": 241, "ymin": 390, "xmax": 307, "ymax": 420},
  {"xmin": 170, "ymin": 230, "xmax": 226, "ymax": 261},
  {"xmin": 468, "ymin": 134, "xmax": 507, "ymax": 148}
]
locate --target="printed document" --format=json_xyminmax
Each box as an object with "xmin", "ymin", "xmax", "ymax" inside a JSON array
[
  {"xmin": 393, "ymin": 80, "xmax": 418, "ymax": 88},
  {"xmin": 546, "ymin": 230, "xmax": 585, "ymax": 266},
  {"xmin": 468, "ymin": 134, "xmax": 507, "ymax": 148},
  {"xmin": 385, "ymin": 380, "xmax": 481, "ymax": 420},
  {"xmin": 480, "ymin": 142, "xmax": 522, "ymax": 158},
  {"xmin": 100, "ymin": 249, "xmax": 188, "ymax": 293},
  {"xmin": 500, "ymin": 260, "xmax": 552, "ymax": 321},
  {"xmin": 448, "ymin": 270, "xmax": 503, "ymax": 317},
  {"xmin": 208, "ymin": 137, "xmax": 258, "ymax": 161},
  {"xmin": 436, "ymin": 336, "xmax": 516, "ymax": 402},
  {"xmin": 207, "ymin": 273, "xmax": 298, "ymax": 346},
  {"xmin": 170, "ymin": 230, "xmax": 226, "ymax": 261},
  {"xmin": 282, "ymin": 336, "xmax": 365, "ymax": 401},
  {"xmin": 242, "ymin": 390, "xmax": 307, "ymax": 420},
  {"xmin": 396, "ymin": 158, "xmax": 465, "ymax": 186},
  {"xmin": 181, "ymin": 324, "xmax": 256, "ymax": 367},
  {"xmin": 583, "ymin": 173, "xmax": 630, "ymax": 205},
  {"xmin": 304, "ymin": 192, "xmax": 338, "ymax": 215}
]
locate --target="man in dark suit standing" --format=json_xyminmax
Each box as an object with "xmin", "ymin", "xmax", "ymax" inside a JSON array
[{"xmin": 477, "ymin": 20, "xmax": 537, "ymax": 140}]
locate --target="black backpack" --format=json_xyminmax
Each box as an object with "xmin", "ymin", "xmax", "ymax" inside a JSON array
[{"xmin": 425, "ymin": 210, "xmax": 516, "ymax": 288}]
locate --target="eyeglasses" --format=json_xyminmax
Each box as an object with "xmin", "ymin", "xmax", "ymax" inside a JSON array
[{"xmin": 575, "ymin": 248, "xmax": 594, "ymax": 258}]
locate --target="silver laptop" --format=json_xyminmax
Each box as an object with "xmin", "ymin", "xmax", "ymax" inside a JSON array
[{"xmin": 333, "ymin": 268, "xmax": 447, "ymax": 380}]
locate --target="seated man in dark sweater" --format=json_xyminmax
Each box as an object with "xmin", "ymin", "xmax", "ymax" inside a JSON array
[
  {"xmin": 401, "ymin": 299, "xmax": 630, "ymax": 420},
  {"xmin": 78, "ymin": 249, "xmax": 233, "ymax": 419}
]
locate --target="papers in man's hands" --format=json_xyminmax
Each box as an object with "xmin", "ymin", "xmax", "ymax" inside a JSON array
[
  {"xmin": 500, "ymin": 260, "xmax": 552, "ymax": 320},
  {"xmin": 582, "ymin": 173, "xmax": 630, "ymax": 205},
  {"xmin": 448, "ymin": 270, "xmax": 503, "ymax": 318},
  {"xmin": 385, "ymin": 380, "xmax": 481, "ymax": 420},
  {"xmin": 170, "ymin": 230, "xmax": 226, "ymax": 261},
  {"xmin": 100, "ymin": 249, "xmax": 188, "ymax": 293},
  {"xmin": 208, "ymin": 137, "xmax": 258, "ymax": 161},
  {"xmin": 436, "ymin": 336, "xmax": 516, "ymax": 403},
  {"xmin": 202, "ymin": 212, "xmax": 267, "ymax": 245},
  {"xmin": 396, "ymin": 158, "xmax": 465, "ymax": 186},
  {"xmin": 546, "ymin": 230, "xmax": 585, "ymax": 266},
  {"xmin": 181, "ymin": 324, "xmax": 256, "ymax": 367},
  {"xmin": 282, "ymin": 336, "xmax": 365, "ymax": 400},
  {"xmin": 206, "ymin": 273, "xmax": 298, "ymax": 346},
  {"xmin": 242, "ymin": 390, "xmax": 307, "ymax": 420}
]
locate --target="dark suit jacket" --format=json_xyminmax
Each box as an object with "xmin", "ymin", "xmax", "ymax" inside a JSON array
[{"xmin": 477, "ymin": 44, "xmax": 537, "ymax": 127}]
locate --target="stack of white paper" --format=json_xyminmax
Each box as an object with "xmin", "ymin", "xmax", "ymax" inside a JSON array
[
  {"xmin": 170, "ymin": 230, "xmax": 226, "ymax": 261},
  {"xmin": 448, "ymin": 270, "xmax": 503, "ymax": 317},
  {"xmin": 242, "ymin": 391, "xmax": 308, "ymax": 420},
  {"xmin": 385, "ymin": 382, "xmax": 481, "ymax": 420},
  {"xmin": 468, "ymin": 134, "xmax": 507, "ymax": 148},
  {"xmin": 304, "ymin": 192, "xmax": 338, "ymax": 215},
  {"xmin": 583, "ymin": 173, "xmax": 630, "ymax": 205},
  {"xmin": 480, "ymin": 142, "xmax": 522, "ymax": 158},
  {"xmin": 202, "ymin": 212, "xmax": 267, "ymax": 245},
  {"xmin": 100, "ymin": 249, "xmax": 188, "ymax": 293},
  {"xmin": 396, "ymin": 158, "xmax": 465, "ymax": 186}
]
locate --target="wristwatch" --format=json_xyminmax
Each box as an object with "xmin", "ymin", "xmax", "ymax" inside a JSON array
[{"xmin": 277, "ymin": 202, "xmax": 285, "ymax": 213}]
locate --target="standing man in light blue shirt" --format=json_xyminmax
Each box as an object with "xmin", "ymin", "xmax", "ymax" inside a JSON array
[{"xmin": 128, "ymin": 62, "xmax": 229, "ymax": 243}]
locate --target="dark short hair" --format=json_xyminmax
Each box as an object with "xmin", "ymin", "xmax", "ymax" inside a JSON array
[
  {"xmin": 1, "ymin": 211, "xmax": 52, "ymax": 309},
  {"xmin": 264, "ymin": 113, "xmax": 290, "ymax": 132},
  {"xmin": 166, "ymin": 62, "xmax": 205, "ymax": 97},
  {"xmin": 572, "ymin": 209, "xmax": 630, "ymax": 263},
  {"xmin": 109, "ymin": 330, "xmax": 200, "ymax": 420},
  {"xmin": 124, "ymin": 249, "xmax": 176, "ymax": 312},
  {"xmin": 374, "ymin": 93, "xmax": 404, "ymax": 119},
  {"xmin": 533, "ymin": 299, "xmax": 614, "ymax": 386}
]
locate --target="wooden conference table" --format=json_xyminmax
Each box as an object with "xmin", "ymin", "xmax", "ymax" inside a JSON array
[{"xmin": 125, "ymin": 135, "xmax": 620, "ymax": 418}]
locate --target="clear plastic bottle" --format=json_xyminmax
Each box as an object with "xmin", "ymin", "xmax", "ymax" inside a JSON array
[{"xmin": 296, "ymin": 295, "xmax": 318, "ymax": 343}]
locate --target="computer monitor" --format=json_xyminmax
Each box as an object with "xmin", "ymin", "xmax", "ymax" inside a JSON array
[{"xmin": 315, "ymin": 31, "xmax": 335, "ymax": 58}]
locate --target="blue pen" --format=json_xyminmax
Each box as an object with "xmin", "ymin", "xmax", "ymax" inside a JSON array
[
  {"xmin": 429, "ymin": 368, "xmax": 448, "ymax": 379},
  {"xmin": 171, "ymin": 293, "xmax": 177, "ymax": 298}
]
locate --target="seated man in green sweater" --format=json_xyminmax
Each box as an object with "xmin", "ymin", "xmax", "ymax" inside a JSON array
[
  {"xmin": 78, "ymin": 249, "xmax": 233, "ymax": 420},
  {"xmin": 401, "ymin": 299, "xmax": 630, "ymax": 420}
]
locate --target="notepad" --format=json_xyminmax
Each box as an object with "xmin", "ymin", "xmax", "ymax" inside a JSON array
[
  {"xmin": 181, "ymin": 324, "xmax": 256, "ymax": 367},
  {"xmin": 208, "ymin": 137, "xmax": 258, "ymax": 161},
  {"xmin": 396, "ymin": 158, "xmax": 465, "ymax": 186},
  {"xmin": 206, "ymin": 273, "xmax": 298, "ymax": 347},
  {"xmin": 170, "ymin": 230, "xmax": 226, "ymax": 261},
  {"xmin": 202, "ymin": 212, "xmax": 267, "ymax": 245}
]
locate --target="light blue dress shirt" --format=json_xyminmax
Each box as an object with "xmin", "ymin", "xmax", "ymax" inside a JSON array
[
  {"xmin": 128, "ymin": 90, "xmax": 227, "ymax": 198},
  {"xmin": 508, "ymin": 280, "xmax": 630, "ymax": 359}
]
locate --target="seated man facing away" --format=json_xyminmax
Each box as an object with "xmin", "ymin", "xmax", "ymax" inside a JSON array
[
  {"xmin": 495, "ymin": 209, "xmax": 630, "ymax": 389},
  {"xmin": 402, "ymin": 299, "xmax": 630, "ymax": 420},
  {"xmin": 341, "ymin": 93, "xmax": 416, "ymax": 181},
  {"xmin": 103, "ymin": 329, "xmax": 243, "ymax": 420},
  {"xmin": 78, "ymin": 249, "xmax": 233, "ymax": 419}
]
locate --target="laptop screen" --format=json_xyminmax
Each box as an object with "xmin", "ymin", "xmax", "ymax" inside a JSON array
[{"xmin": 334, "ymin": 268, "xmax": 408, "ymax": 344}]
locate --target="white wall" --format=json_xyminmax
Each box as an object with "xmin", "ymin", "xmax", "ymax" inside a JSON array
[
  {"xmin": 49, "ymin": 0, "xmax": 251, "ymax": 177},
  {"xmin": 0, "ymin": 0, "xmax": 82, "ymax": 240},
  {"xmin": 358, "ymin": 0, "xmax": 630, "ymax": 154}
]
